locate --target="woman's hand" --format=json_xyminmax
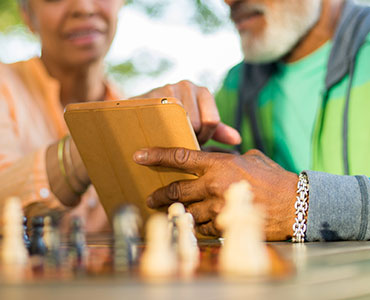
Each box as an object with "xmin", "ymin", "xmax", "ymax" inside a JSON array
[{"xmin": 132, "ymin": 80, "xmax": 241, "ymax": 146}]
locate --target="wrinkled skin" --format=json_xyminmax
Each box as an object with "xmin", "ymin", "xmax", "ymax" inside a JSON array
[{"xmin": 134, "ymin": 147, "xmax": 298, "ymax": 241}]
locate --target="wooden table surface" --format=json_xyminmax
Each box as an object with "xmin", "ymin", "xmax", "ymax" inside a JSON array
[{"xmin": 1, "ymin": 239, "xmax": 370, "ymax": 300}]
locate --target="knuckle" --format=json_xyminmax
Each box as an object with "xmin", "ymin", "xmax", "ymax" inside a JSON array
[
  {"xmin": 173, "ymin": 147, "xmax": 191, "ymax": 165},
  {"xmin": 222, "ymin": 154, "xmax": 238, "ymax": 166},
  {"xmin": 201, "ymin": 117, "xmax": 219, "ymax": 130},
  {"xmin": 165, "ymin": 182, "xmax": 181, "ymax": 201},
  {"xmin": 211, "ymin": 201, "xmax": 224, "ymax": 215},
  {"xmin": 163, "ymin": 84, "xmax": 175, "ymax": 95},
  {"xmin": 207, "ymin": 180, "xmax": 222, "ymax": 197},
  {"xmin": 245, "ymin": 149, "xmax": 262, "ymax": 156},
  {"xmin": 178, "ymin": 80, "xmax": 193, "ymax": 90},
  {"xmin": 197, "ymin": 86, "xmax": 211, "ymax": 97},
  {"xmin": 180, "ymin": 181, "xmax": 193, "ymax": 199},
  {"xmin": 228, "ymin": 154, "xmax": 244, "ymax": 166},
  {"xmin": 154, "ymin": 148, "xmax": 165, "ymax": 164}
]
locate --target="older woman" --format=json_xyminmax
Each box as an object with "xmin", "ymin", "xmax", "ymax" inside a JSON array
[
  {"xmin": 0, "ymin": 0, "xmax": 126, "ymax": 231},
  {"xmin": 0, "ymin": 0, "xmax": 240, "ymax": 232}
]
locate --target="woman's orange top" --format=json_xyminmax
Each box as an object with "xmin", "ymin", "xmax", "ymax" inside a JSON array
[{"xmin": 0, "ymin": 57, "xmax": 122, "ymax": 232}]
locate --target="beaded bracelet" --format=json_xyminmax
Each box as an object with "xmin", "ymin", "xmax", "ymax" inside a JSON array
[{"xmin": 292, "ymin": 172, "xmax": 309, "ymax": 243}]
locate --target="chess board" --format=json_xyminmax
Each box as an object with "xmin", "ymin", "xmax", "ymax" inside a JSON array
[
  {"xmin": 1, "ymin": 236, "xmax": 370, "ymax": 300},
  {"xmin": 0, "ymin": 234, "xmax": 292, "ymax": 283}
]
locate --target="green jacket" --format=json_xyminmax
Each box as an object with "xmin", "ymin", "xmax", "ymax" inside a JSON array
[{"xmin": 213, "ymin": 0, "xmax": 370, "ymax": 176}]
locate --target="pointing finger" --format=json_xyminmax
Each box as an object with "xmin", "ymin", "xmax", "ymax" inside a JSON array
[
  {"xmin": 174, "ymin": 81, "xmax": 201, "ymax": 133},
  {"xmin": 212, "ymin": 123, "xmax": 242, "ymax": 145},
  {"xmin": 196, "ymin": 87, "xmax": 220, "ymax": 145},
  {"xmin": 133, "ymin": 147, "xmax": 214, "ymax": 175}
]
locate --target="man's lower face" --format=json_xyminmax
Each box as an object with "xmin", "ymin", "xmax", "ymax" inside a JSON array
[{"xmin": 232, "ymin": 0, "xmax": 322, "ymax": 63}]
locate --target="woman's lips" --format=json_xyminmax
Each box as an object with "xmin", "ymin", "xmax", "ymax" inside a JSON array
[{"xmin": 65, "ymin": 29, "xmax": 104, "ymax": 47}]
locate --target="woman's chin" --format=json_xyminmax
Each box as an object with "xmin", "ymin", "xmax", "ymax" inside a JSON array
[{"xmin": 62, "ymin": 50, "xmax": 107, "ymax": 67}]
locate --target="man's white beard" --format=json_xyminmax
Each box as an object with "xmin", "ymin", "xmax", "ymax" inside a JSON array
[{"xmin": 240, "ymin": 0, "xmax": 322, "ymax": 64}]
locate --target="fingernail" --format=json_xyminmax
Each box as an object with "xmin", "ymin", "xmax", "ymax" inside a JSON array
[
  {"xmin": 232, "ymin": 131, "xmax": 242, "ymax": 145},
  {"xmin": 146, "ymin": 195, "xmax": 153, "ymax": 208},
  {"xmin": 133, "ymin": 149, "xmax": 148, "ymax": 163}
]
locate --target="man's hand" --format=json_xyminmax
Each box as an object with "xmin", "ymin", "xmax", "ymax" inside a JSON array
[
  {"xmin": 133, "ymin": 147, "xmax": 298, "ymax": 241},
  {"xmin": 132, "ymin": 80, "xmax": 241, "ymax": 146}
]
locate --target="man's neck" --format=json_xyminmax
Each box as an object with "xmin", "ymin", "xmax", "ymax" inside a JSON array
[
  {"xmin": 284, "ymin": 0, "xmax": 344, "ymax": 63},
  {"xmin": 40, "ymin": 55, "xmax": 106, "ymax": 107}
]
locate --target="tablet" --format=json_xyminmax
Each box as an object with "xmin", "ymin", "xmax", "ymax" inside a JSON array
[{"xmin": 64, "ymin": 97, "xmax": 200, "ymax": 223}]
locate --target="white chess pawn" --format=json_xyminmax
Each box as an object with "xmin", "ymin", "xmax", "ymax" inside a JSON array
[
  {"xmin": 168, "ymin": 202, "xmax": 185, "ymax": 221},
  {"xmin": 44, "ymin": 216, "xmax": 57, "ymax": 251},
  {"xmin": 168, "ymin": 202, "xmax": 186, "ymax": 247},
  {"xmin": 183, "ymin": 213, "xmax": 198, "ymax": 246},
  {"xmin": 140, "ymin": 213, "xmax": 177, "ymax": 279},
  {"xmin": 177, "ymin": 213, "xmax": 199, "ymax": 277},
  {"xmin": 1, "ymin": 197, "xmax": 29, "ymax": 282},
  {"xmin": 1, "ymin": 197, "xmax": 28, "ymax": 266},
  {"xmin": 216, "ymin": 181, "xmax": 270, "ymax": 277}
]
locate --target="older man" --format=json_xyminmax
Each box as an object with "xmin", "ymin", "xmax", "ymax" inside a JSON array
[{"xmin": 135, "ymin": 0, "xmax": 370, "ymax": 242}]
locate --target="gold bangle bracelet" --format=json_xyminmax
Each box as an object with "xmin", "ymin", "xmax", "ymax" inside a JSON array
[
  {"xmin": 58, "ymin": 135, "xmax": 84, "ymax": 196},
  {"xmin": 64, "ymin": 136, "xmax": 87, "ymax": 188}
]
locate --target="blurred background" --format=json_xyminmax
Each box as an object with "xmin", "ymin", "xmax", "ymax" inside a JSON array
[
  {"xmin": 1, "ymin": 0, "xmax": 369, "ymax": 97},
  {"xmin": 0, "ymin": 0, "xmax": 242, "ymax": 97}
]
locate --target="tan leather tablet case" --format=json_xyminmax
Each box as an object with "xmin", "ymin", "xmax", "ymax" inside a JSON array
[{"xmin": 64, "ymin": 98, "xmax": 199, "ymax": 224}]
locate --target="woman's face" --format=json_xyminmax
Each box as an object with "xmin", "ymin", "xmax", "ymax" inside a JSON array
[{"xmin": 25, "ymin": 0, "xmax": 123, "ymax": 67}]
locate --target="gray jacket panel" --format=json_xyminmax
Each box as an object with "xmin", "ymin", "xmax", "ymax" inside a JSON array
[{"xmin": 305, "ymin": 171, "xmax": 370, "ymax": 241}]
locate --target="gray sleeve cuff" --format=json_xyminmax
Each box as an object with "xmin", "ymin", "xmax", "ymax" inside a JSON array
[{"xmin": 304, "ymin": 170, "xmax": 370, "ymax": 241}]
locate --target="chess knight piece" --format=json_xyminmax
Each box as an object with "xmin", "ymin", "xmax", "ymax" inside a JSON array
[
  {"xmin": 29, "ymin": 216, "xmax": 47, "ymax": 257},
  {"xmin": 44, "ymin": 215, "xmax": 62, "ymax": 270},
  {"xmin": 68, "ymin": 217, "xmax": 87, "ymax": 270},
  {"xmin": 23, "ymin": 216, "xmax": 31, "ymax": 253},
  {"xmin": 113, "ymin": 205, "xmax": 142, "ymax": 272}
]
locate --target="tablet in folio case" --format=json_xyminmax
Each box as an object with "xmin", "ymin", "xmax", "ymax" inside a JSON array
[{"xmin": 64, "ymin": 97, "xmax": 200, "ymax": 223}]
